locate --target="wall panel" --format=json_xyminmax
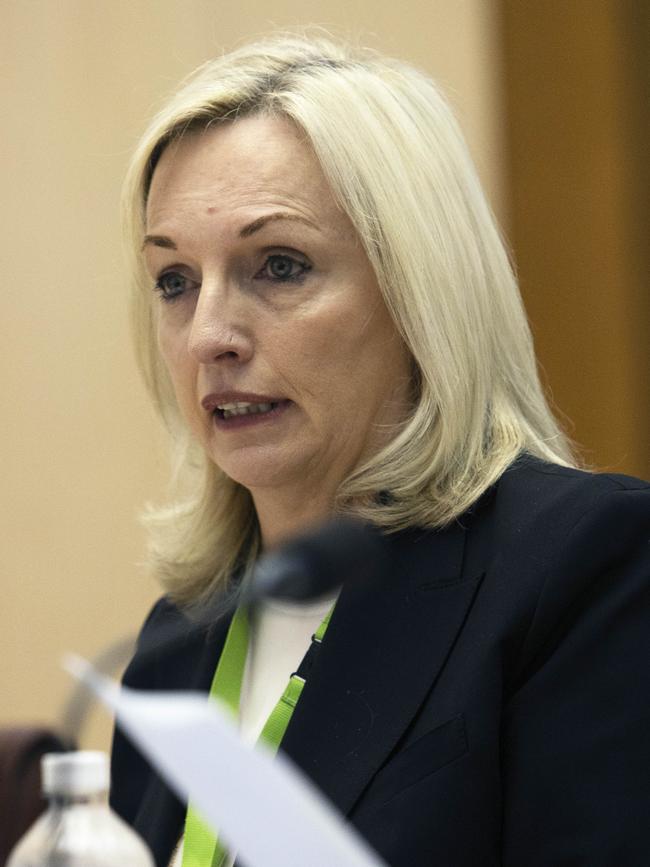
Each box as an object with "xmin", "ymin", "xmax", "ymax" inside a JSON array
[{"xmin": 500, "ymin": 0, "xmax": 649, "ymax": 475}]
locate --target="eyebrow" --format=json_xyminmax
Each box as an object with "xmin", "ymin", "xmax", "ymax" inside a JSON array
[
  {"xmin": 142, "ymin": 234, "xmax": 177, "ymax": 251},
  {"xmin": 142, "ymin": 212, "xmax": 318, "ymax": 251},
  {"xmin": 239, "ymin": 212, "xmax": 319, "ymax": 238}
]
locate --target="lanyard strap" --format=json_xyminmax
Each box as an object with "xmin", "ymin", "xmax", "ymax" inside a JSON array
[
  {"xmin": 181, "ymin": 606, "xmax": 249, "ymax": 867},
  {"xmin": 181, "ymin": 604, "xmax": 333, "ymax": 867}
]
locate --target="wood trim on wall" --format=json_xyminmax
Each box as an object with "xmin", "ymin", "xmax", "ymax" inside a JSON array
[{"xmin": 499, "ymin": 0, "xmax": 649, "ymax": 477}]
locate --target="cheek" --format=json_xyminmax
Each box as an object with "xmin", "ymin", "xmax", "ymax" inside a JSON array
[
  {"xmin": 280, "ymin": 296, "xmax": 406, "ymax": 410},
  {"xmin": 318, "ymin": 300, "xmax": 401, "ymax": 375},
  {"xmin": 157, "ymin": 322, "xmax": 197, "ymax": 409},
  {"xmin": 278, "ymin": 309, "xmax": 356, "ymax": 392},
  {"xmin": 334, "ymin": 306, "xmax": 412, "ymax": 415},
  {"xmin": 158, "ymin": 319, "xmax": 186, "ymax": 378}
]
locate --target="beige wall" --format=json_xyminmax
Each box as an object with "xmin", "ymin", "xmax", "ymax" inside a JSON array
[{"xmin": 1, "ymin": 1, "xmax": 504, "ymax": 752}]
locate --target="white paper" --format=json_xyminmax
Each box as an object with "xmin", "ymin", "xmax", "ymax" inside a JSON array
[{"xmin": 64, "ymin": 655, "xmax": 385, "ymax": 867}]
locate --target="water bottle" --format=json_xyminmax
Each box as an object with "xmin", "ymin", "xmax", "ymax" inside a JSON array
[{"xmin": 7, "ymin": 750, "xmax": 154, "ymax": 866}]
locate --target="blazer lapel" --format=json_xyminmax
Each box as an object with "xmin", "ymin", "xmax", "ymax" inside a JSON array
[{"xmin": 279, "ymin": 522, "xmax": 484, "ymax": 815}]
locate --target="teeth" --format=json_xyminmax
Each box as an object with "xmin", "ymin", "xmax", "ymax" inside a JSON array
[
  {"xmin": 218, "ymin": 401, "xmax": 275, "ymax": 419},
  {"xmin": 218, "ymin": 401, "xmax": 259, "ymax": 411}
]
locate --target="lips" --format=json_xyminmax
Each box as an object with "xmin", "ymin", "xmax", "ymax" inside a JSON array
[
  {"xmin": 201, "ymin": 391, "xmax": 291, "ymax": 425},
  {"xmin": 217, "ymin": 400, "xmax": 278, "ymax": 419},
  {"xmin": 201, "ymin": 391, "xmax": 281, "ymax": 411}
]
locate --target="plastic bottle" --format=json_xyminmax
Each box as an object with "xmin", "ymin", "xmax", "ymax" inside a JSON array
[{"xmin": 7, "ymin": 750, "xmax": 154, "ymax": 866}]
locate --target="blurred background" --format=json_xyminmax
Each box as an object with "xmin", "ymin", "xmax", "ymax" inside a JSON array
[{"xmin": 1, "ymin": 0, "xmax": 648, "ymax": 755}]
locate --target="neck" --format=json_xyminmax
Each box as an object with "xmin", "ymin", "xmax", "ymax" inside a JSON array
[{"xmin": 252, "ymin": 486, "xmax": 336, "ymax": 550}]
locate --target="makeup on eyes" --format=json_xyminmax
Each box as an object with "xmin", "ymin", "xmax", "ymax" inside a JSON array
[{"xmin": 152, "ymin": 248, "xmax": 314, "ymax": 302}]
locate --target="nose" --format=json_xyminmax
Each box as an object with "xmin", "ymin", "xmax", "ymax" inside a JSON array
[{"xmin": 187, "ymin": 281, "xmax": 254, "ymax": 365}]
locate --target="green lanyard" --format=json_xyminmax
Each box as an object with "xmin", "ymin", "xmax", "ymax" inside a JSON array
[{"xmin": 181, "ymin": 604, "xmax": 333, "ymax": 867}]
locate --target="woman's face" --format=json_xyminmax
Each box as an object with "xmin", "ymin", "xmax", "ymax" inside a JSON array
[{"xmin": 144, "ymin": 115, "xmax": 412, "ymax": 520}]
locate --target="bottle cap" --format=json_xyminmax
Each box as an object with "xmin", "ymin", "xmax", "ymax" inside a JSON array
[{"xmin": 42, "ymin": 750, "xmax": 109, "ymax": 796}]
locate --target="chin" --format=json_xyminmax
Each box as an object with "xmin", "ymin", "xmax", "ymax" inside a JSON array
[
  {"xmin": 212, "ymin": 453, "xmax": 306, "ymax": 492},
  {"xmin": 206, "ymin": 430, "xmax": 330, "ymax": 491}
]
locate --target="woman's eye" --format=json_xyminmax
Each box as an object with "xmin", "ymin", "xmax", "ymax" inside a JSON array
[
  {"xmin": 154, "ymin": 271, "xmax": 198, "ymax": 301},
  {"xmin": 257, "ymin": 254, "xmax": 311, "ymax": 283}
]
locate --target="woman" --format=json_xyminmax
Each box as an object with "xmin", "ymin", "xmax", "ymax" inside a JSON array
[{"xmin": 110, "ymin": 34, "xmax": 650, "ymax": 867}]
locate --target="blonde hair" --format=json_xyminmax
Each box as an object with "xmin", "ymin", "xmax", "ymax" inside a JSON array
[{"xmin": 123, "ymin": 33, "xmax": 577, "ymax": 608}]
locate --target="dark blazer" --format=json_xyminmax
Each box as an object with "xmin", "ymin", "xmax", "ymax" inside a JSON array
[{"xmin": 110, "ymin": 456, "xmax": 650, "ymax": 866}]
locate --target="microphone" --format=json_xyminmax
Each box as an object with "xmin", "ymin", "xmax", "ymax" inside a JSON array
[
  {"xmin": 60, "ymin": 518, "xmax": 389, "ymax": 744},
  {"xmin": 242, "ymin": 517, "xmax": 390, "ymax": 606}
]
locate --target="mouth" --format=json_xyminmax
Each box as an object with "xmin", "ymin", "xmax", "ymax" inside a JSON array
[
  {"xmin": 214, "ymin": 400, "xmax": 281, "ymax": 420},
  {"xmin": 201, "ymin": 394, "xmax": 293, "ymax": 430}
]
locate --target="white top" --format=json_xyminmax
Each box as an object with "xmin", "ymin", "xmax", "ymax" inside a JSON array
[
  {"xmin": 43, "ymin": 750, "xmax": 108, "ymax": 796},
  {"xmin": 169, "ymin": 594, "xmax": 337, "ymax": 867}
]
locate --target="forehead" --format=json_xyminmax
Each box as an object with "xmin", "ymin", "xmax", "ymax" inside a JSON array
[{"xmin": 146, "ymin": 114, "xmax": 348, "ymax": 235}]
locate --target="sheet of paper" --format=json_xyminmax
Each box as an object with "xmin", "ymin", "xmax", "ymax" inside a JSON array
[{"xmin": 65, "ymin": 655, "xmax": 385, "ymax": 867}]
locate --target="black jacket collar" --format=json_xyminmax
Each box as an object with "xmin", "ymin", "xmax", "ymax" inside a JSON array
[{"xmin": 280, "ymin": 522, "xmax": 484, "ymax": 814}]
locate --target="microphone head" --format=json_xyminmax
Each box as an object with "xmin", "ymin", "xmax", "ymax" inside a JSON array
[
  {"xmin": 103, "ymin": 519, "xmax": 391, "ymax": 700},
  {"xmin": 244, "ymin": 517, "xmax": 390, "ymax": 606}
]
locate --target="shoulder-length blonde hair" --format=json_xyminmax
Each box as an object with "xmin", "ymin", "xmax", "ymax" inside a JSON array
[{"xmin": 124, "ymin": 33, "xmax": 576, "ymax": 608}]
